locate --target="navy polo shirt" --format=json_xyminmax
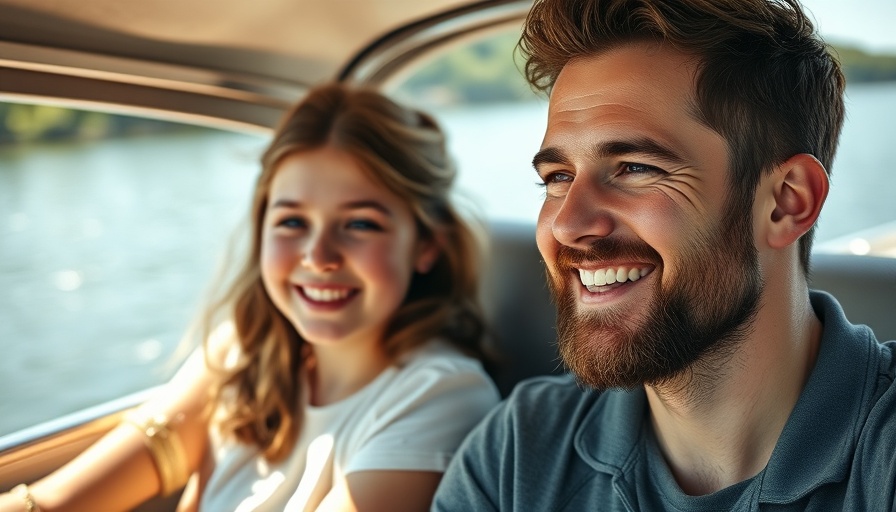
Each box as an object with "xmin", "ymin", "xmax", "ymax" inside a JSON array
[{"xmin": 434, "ymin": 291, "xmax": 896, "ymax": 511}]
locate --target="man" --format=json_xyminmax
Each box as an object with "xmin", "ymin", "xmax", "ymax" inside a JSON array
[{"xmin": 433, "ymin": 0, "xmax": 896, "ymax": 510}]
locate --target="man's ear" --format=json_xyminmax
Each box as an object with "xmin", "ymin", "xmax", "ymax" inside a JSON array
[
  {"xmin": 414, "ymin": 236, "xmax": 442, "ymax": 274},
  {"xmin": 765, "ymin": 153, "xmax": 829, "ymax": 249}
]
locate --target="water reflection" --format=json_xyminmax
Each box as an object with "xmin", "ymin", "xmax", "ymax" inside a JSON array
[{"xmin": 0, "ymin": 129, "xmax": 265, "ymax": 435}]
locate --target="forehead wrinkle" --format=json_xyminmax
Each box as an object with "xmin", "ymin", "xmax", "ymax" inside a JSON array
[{"xmin": 549, "ymin": 95, "xmax": 651, "ymax": 116}]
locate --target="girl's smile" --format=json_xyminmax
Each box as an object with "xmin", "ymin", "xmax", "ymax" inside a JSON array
[{"xmin": 295, "ymin": 284, "xmax": 358, "ymax": 310}]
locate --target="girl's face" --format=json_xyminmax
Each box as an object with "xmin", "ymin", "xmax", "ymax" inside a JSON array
[{"xmin": 260, "ymin": 146, "xmax": 437, "ymax": 351}]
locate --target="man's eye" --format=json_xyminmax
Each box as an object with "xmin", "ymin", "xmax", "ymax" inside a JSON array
[
  {"xmin": 621, "ymin": 162, "xmax": 665, "ymax": 175},
  {"xmin": 536, "ymin": 171, "xmax": 573, "ymax": 187}
]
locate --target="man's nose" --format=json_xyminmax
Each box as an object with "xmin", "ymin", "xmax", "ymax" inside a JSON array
[
  {"xmin": 301, "ymin": 231, "xmax": 342, "ymax": 272},
  {"xmin": 551, "ymin": 180, "xmax": 615, "ymax": 249}
]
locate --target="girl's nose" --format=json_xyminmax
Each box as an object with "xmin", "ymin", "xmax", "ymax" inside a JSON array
[{"xmin": 301, "ymin": 232, "xmax": 342, "ymax": 272}]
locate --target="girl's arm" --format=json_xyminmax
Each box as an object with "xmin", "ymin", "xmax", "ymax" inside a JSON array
[
  {"xmin": 0, "ymin": 348, "xmax": 215, "ymax": 512},
  {"xmin": 316, "ymin": 471, "xmax": 443, "ymax": 512}
]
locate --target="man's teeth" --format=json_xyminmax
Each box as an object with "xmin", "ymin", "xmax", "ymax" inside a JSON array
[
  {"xmin": 304, "ymin": 287, "xmax": 350, "ymax": 302},
  {"xmin": 578, "ymin": 267, "xmax": 648, "ymax": 287}
]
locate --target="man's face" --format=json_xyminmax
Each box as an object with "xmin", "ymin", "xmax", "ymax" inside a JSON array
[{"xmin": 535, "ymin": 43, "xmax": 762, "ymax": 390}]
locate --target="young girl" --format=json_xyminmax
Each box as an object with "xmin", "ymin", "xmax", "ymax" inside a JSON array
[{"xmin": 0, "ymin": 83, "xmax": 500, "ymax": 511}]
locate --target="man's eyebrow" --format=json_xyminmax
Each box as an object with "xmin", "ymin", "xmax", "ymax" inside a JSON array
[
  {"xmin": 532, "ymin": 138, "xmax": 686, "ymax": 171},
  {"xmin": 532, "ymin": 147, "xmax": 570, "ymax": 170},
  {"xmin": 592, "ymin": 138, "xmax": 685, "ymax": 164}
]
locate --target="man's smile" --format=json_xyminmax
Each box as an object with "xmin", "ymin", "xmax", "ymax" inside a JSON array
[{"xmin": 576, "ymin": 265, "xmax": 655, "ymax": 293}]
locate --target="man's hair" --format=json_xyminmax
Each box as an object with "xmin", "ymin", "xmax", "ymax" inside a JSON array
[{"xmin": 519, "ymin": 0, "xmax": 845, "ymax": 271}]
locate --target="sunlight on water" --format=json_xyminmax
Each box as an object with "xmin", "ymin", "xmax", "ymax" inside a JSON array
[{"xmin": 52, "ymin": 270, "xmax": 83, "ymax": 292}]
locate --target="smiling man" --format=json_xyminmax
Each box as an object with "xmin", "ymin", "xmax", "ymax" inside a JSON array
[{"xmin": 433, "ymin": 0, "xmax": 896, "ymax": 510}]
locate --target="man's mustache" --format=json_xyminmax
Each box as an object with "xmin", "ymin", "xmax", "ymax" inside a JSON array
[{"xmin": 554, "ymin": 237, "xmax": 662, "ymax": 269}]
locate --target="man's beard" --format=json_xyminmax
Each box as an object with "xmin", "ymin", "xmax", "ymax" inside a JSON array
[{"xmin": 547, "ymin": 209, "xmax": 763, "ymax": 392}]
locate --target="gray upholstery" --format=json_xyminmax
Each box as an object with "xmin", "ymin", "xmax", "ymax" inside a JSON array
[
  {"xmin": 481, "ymin": 221, "xmax": 896, "ymax": 397},
  {"xmin": 480, "ymin": 221, "xmax": 560, "ymax": 397}
]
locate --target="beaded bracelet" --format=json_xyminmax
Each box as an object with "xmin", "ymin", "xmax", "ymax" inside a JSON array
[
  {"xmin": 10, "ymin": 484, "xmax": 41, "ymax": 512},
  {"xmin": 122, "ymin": 410, "xmax": 189, "ymax": 496}
]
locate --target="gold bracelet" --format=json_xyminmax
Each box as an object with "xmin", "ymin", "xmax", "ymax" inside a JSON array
[
  {"xmin": 122, "ymin": 410, "xmax": 189, "ymax": 496},
  {"xmin": 9, "ymin": 484, "xmax": 41, "ymax": 512}
]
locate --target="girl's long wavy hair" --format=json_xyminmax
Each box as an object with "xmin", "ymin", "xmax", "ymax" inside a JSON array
[{"xmin": 200, "ymin": 83, "xmax": 487, "ymax": 462}]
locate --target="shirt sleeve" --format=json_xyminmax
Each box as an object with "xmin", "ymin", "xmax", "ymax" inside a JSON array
[{"xmin": 342, "ymin": 353, "xmax": 500, "ymax": 475}]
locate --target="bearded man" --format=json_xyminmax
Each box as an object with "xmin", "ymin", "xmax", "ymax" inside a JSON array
[{"xmin": 434, "ymin": 0, "xmax": 896, "ymax": 510}]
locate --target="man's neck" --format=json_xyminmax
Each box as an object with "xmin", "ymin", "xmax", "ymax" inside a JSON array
[{"xmin": 644, "ymin": 289, "xmax": 822, "ymax": 496}]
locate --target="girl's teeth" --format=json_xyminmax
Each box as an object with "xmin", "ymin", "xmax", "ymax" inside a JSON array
[{"xmin": 304, "ymin": 287, "xmax": 350, "ymax": 302}]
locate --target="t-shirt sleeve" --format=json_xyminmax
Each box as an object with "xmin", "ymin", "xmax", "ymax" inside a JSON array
[{"xmin": 342, "ymin": 354, "xmax": 500, "ymax": 475}]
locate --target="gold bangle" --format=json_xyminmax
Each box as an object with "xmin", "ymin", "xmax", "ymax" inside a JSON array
[
  {"xmin": 122, "ymin": 410, "xmax": 189, "ymax": 496},
  {"xmin": 10, "ymin": 484, "xmax": 41, "ymax": 512}
]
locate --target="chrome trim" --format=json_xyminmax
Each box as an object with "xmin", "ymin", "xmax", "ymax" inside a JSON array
[
  {"xmin": 0, "ymin": 41, "xmax": 300, "ymax": 106},
  {"xmin": 0, "ymin": 67, "xmax": 284, "ymax": 131},
  {"xmin": 0, "ymin": 41, "xmax": 296, "ymax": 130},
  {"xmin": 339, "ymin": 0, "xmax": 532, "ymax": 86},
  {"xmin": 0, "ymin": 387, "xmax": 159, "ymax": 455}
]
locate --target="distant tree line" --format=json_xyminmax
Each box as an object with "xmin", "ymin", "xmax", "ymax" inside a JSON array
[
  {"xmin": 397, "ymin": 32, "xmax": 896, "ymax": 105},
  {"xmin": 0, "ymin": 103, "xmax": 196, "ymax": 145},
  {"xmin": 834, "ymin": 46, "xmax": 896, "ymax": 83},
  {"xmin": 3, "ymin": 33, "xmax": 896, "ymax": 145}
]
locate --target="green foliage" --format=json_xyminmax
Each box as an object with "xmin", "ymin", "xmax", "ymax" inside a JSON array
[
  {"xmin": 0, "ymin": 103, "xmax": 194, "ymax": 146},
  {"xmin": 394, "ymin": 31, "xmax": 540, "ymax": 106},
  {"xmin": 397, "ymin": 35, "xmax": 896, "ymax": 107},
  {"xmin": 832, "ymin": 46, "xmax": 896, "ymax": 83}
]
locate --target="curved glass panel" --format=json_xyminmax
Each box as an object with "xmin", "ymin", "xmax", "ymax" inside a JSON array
[{"xmin": 0, "ymin": 103, "xmax": 265, "ymax": 435}]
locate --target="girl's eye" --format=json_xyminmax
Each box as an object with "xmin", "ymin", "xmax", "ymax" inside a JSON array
[
  {"xmin": 276, "ymin": 217, "xmax": 306, "ymax": 229},
  {"xmin": 346, "ymin": 219, "xmax": 383, "ymax": 231}
]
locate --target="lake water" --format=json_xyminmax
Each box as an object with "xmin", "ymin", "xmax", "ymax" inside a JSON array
[{"xmin": 1, "ymin": 83, "xmax": 895, "ymax": 436}]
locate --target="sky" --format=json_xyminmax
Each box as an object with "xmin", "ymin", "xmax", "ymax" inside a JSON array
[{"xmin": 801, "ymin": 0, "xmax": 896, "ymax": 54}]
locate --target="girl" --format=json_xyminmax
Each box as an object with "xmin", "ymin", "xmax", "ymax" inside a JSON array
[{"xmin": 0, "ymin": 83, "xmax": 499, "ymax": 511}]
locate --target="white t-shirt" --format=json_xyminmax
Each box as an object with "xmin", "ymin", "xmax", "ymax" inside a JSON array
[{"xmin": 199, "ymin": 341, "xmax": 499, "ymax": 511}]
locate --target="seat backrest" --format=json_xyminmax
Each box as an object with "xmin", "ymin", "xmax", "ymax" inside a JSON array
[
  {"xmin": 479, "ymin": 221, "xmax": 560, "ymax": 397},
  {"xmin": 480, "ymin": 221, "xmax": 896, "ymax": 397},
  {"xmin": 807, "ymin": 252, "xmax": 896, "ymax": 340}
]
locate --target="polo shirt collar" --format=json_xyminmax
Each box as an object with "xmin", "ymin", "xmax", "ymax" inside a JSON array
[
  {"xmin": 571, "ymin": 290, "xmax": 879, "ymax": 503},
  {"xmin": 573, "ymin": 386, "xmax": 647, "ymax": 474},
  {"xmin": 757, "ymin": 290, "xmax": 879, "ymax": 503}
]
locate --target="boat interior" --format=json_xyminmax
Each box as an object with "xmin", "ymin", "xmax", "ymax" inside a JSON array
[{"xmin": 1, "ymin": 0, "xmax": 895, "ymax": 509}]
